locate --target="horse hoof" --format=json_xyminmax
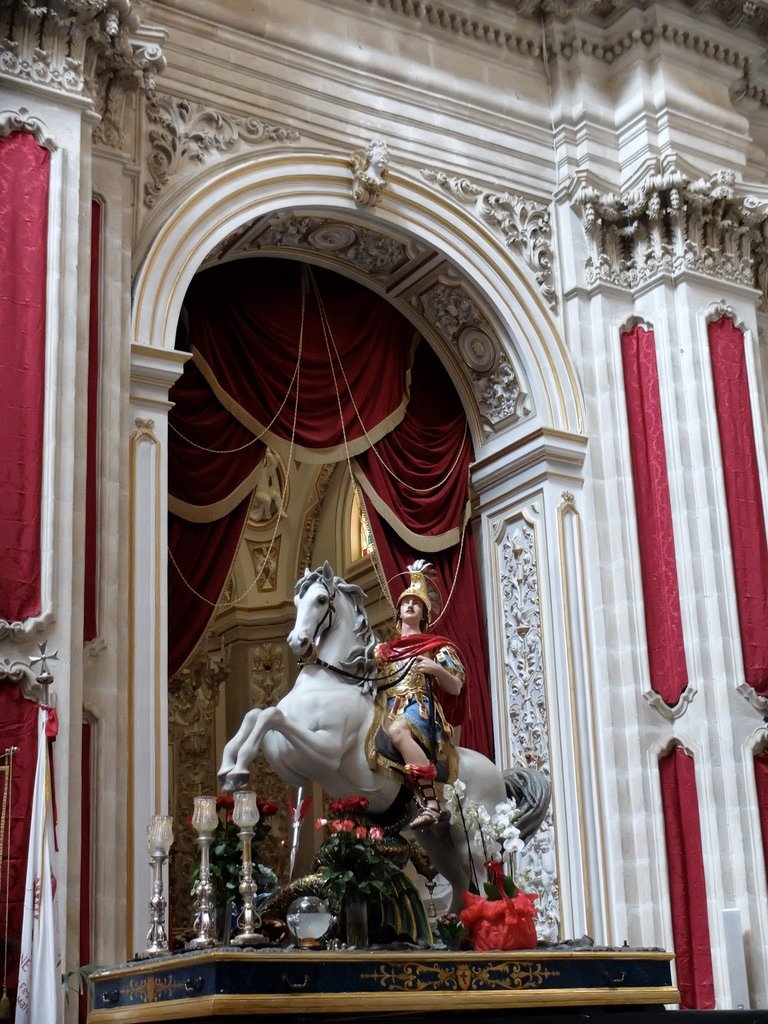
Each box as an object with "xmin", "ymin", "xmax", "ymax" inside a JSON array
[{"xmin": 221, "ymin": 772, "xmax": 248, "ymax": 792}]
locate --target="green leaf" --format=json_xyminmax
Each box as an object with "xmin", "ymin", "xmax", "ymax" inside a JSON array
[
  {"xmin": 503, "ymin": 874, "xmax": 518, "ymax": 898},
  {"xmin": 483, "ymin": 881, "xmax": 501, "ymax": 900}
]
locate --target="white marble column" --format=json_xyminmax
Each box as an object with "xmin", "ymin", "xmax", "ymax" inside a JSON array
[{"xmin": 127, "ymin": 344, "xmax": 188, "ymax": 955}]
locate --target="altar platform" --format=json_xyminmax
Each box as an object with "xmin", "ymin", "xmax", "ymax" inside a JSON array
[{"xmin": 88, "ymin": 945, "xmax": 679, "ymax": 1022}]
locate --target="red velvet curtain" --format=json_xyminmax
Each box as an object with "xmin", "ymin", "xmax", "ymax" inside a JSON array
[
  {"xmin": 354, "ymin": 340, "xmax": 493, "ymax": 753},
  {"xmin": 0, "ymin": 132, "xmax": 50, "ymax": 622},
  {"xmin": 755, "ymin": 750, "xmax": 768, "ymax": 890},
  {"xmin": 0, "ymin": 687, "xmax": 41, "ymax": 1018},
  {"xmin": 708, "ymin": 317, "xmax": 768, "ymax": 696},
  {"xmin": 621, "ymin": 325, "xmax": 689, "ymax": 706},
  {"xmin": 659, "ymin": 746, "xmax": 715, "ymax": 1009},
  {"xmin": 170, "ymin": 260, "xmax": 494, "ymax": 756},
  {"xmin": 83, "ymin": 200, "xmax": 101, "ymax": 643}
]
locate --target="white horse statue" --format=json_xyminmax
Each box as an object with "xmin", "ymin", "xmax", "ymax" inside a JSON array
[{"xmin": 219, "ymin": 562, "xmax": 549, "ymax": 910}]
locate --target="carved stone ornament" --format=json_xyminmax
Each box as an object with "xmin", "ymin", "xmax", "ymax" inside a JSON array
[
  {"xmin": 144, "ymin": 94, "xmax": 300, "ymax": 207},
  {"xmin": 206, "ymin": 211, "xmax": 425, "ymax": 282},
  {"xmin": 499, "ymin": 517, "xmax": 559, "ymax": 937},
  {"xmin": 420, "ymin": 169, "xmax": 556, "ymax": 310},
  {"xmin": 0, "ymin": 0, "xmax": 166, "ymax": 149},
  {"xmin": 418, "ymin": 279, "xmax": 530, "ymax": 431},
  {"xmin": 573, "ymin": 167, "xmax": 768, "ymax": 307},
  {"xmin": 349, "ymin": 137, "xmax": 390, "ymax": 207},
  {"xmin": 168, "ymin": 645, "xmax": 229, "ymax": 938}
]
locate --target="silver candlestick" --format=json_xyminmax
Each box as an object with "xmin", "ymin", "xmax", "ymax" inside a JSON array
[
  {"xmin": 232, "ymin": 791, "xmax": 268, "ymax": 947},
  {"xmin": 187, "ymin": 796, "xmax": 220, "ymax": 949},
  {"xmin": 141, "ymin": 815, "xmax": 174, "ymax": 957}
]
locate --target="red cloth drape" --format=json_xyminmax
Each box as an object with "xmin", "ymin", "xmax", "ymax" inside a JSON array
[
  {"xmin": 659, "ymin": 746, "xmax": 715, "ymax": 1009},
  {"xmin": 755, "ymin": 750, "xmax": 768, "ymax": 890},
  {"xmin": 0, "ymin": 686, "xmax": 42, "ymax": 1018},
  {"xmin": 168, "ymin": 499, "xmax": 251, "ymax": 677},
  {"xmin": 621, "ymin": 325, "xmax": 689, "ymax": 706},
  {"xmin": 708, "ymin": 317, "xmax": 768, "ymax": 696},
  {"xmin": 354, "ymin": 342, "xmax": 493, "ymax": 753},
  {"xmin": 182, "ymin": 261, "xmax": 415, "ymax": 456},
  {"xmin": 83, "ymin": 200, "xmax": 101, "ymax": 642},
  {"xmin": 0, "ymin": 132, "xmax": 50, "ymax": 622},
  {"xmin": 169, "ymin": 260, "xmax": 494, "ymax": 756}
]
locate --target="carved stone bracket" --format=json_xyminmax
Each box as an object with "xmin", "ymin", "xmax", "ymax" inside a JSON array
[
  {"xmin": 417, "ymin": 278, "xmax": 531, "ymax": 432},
  {"xmin": 420, "ymin": 169, "xmax": 556, "ymax": 310},
  {"xmin": 349, "ymin": 138, "xmax": 390, "ymax": 207},
  {"xmin": 573, "ymin": 167, "xmax": 768, "ymax": 307},
  {"xmin": 0, "ymin": 1, "xmax": 166, "ymax": 149},
  {"xmin": 144, "ymin": 94, "xmax": 300, "ymax": 207}
]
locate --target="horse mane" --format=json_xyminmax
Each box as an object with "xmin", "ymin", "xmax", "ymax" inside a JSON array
[{"xmin": 296, "ymin": 566, "xmax": 377, "ymax": 685}]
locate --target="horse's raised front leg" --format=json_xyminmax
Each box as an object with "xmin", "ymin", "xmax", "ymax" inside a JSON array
[
  {"xmin": 218, "ymin": 708, "xmax": 264, "ymax": 791},
  {"xmin": 228, "ymin": 706, "xmax": 350, "ymax": 781}
]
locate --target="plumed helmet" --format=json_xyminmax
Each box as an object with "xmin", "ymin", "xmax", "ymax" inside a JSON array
[{"xmin": 396, "ymin": 559, "xmax": 434, "ymax": 614}]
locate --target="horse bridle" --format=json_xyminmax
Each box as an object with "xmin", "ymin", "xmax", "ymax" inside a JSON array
[{"xmin": 298, "ymin": 575, "xmax": 419, "ymax": 694}]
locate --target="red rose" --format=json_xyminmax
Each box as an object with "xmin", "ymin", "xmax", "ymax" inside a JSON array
[{"xmin": 257, "ymin": 799, "xmax": 279, "ymax": 816}]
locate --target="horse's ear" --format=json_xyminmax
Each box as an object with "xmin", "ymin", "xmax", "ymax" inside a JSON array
[{"xmin": 322, "ymin": 560, "xmax": 334, "ymax": 581}]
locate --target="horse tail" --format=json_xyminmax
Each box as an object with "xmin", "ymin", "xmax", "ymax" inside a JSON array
[{"xmin": 502, "ymin": 766, "xmax": 551, "ymax": 842}]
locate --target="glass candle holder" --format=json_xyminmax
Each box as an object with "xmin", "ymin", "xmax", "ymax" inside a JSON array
[
  {"xmin": 142, "ymin": 815, "xmax": 174, "ymax": 957},
  {"xmin": 187, "ymin": 796, "xmax": 219, "ymax": 949}
]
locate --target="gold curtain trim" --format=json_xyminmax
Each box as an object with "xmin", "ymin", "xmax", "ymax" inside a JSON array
[
  {"xmin": 351, "ymin": 462, "xmax": 471, "ymax": 552},
  {"xmin": 169, "ymin": 462, "xmax": 267, "ymax": 523},
  {"xmin": 192, "ymin": 339, "xmax": 416, "ymax": 466}
]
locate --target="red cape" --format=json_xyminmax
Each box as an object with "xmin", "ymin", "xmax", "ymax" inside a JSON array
[{"xmin": 376, "ymin": 632, "xmax": 465, "ymax": 665}]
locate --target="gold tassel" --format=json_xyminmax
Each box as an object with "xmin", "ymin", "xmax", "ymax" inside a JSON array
[{"xmin": 0, "ymin": 985, "xmax": 11, "ymax": 1020}]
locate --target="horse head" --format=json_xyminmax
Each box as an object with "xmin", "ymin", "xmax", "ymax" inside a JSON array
[{"xmin": 287, "ymin": 563, "xmax": 376, "ymax": 681}]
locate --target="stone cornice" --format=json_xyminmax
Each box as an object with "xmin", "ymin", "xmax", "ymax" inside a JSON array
[
  {"xmin": 0, "ymin": 1, "xmax": 166, "ymax": 146},
  {"xmin": 572, "ymin": 166, "xmax": 768, "ymax": 305}
]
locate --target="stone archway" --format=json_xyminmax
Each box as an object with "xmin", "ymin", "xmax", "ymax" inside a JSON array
[{"xmin": 128, "ymin": 150, "xmax": 592, "ymax": 952}]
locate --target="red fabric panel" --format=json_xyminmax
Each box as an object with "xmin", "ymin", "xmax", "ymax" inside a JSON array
[
  {"xmin": 83, "ymin": 200, "xmax": 101, "ymax": 642},
  {"xmin": 364, "ymin": 510, "xmax": 495, "ymax": 759},
  {"xmin": 168, "ymin": 496, "xmax": 251, "ymax": 677},
  {"xmin": 0, "ymin": 686, "xmax": 41, "ymax": 1018},
  {"xmin": 354, "ymin": 341, "xmax": 473, "ymax": 536},
  {"xmin": 183, "ymin": 260, "xmax": 413, "ymax": 453},
  {"xmin": 169, "ymin": 359, "xmax": 266, "ymax": 507},
  {"xmin": 621, "ymin": 325, "xmax": 689, "ymax": 706},
  {"xmin": 659, "ymin": 746, "xmax": 715, "ymax": 1009},
  {"xmin": 0, "ymin": 132, "xmax": 50, "ymax": 621},
  {"xmin": 755, "ymin": 750, "xmax": 768, "ymax": 890},
  {"xmin": 708, "ymin": 317, "xmax": 768, "ymax": 695}
]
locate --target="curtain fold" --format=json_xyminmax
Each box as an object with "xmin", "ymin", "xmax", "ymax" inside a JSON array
[
  {"xmin": 169, "ymin": 258, "xmax": 493, "ymax": 757},
  {"xmin": 0, "ymin": 132, "xmax": 50, "ymax": 622}
]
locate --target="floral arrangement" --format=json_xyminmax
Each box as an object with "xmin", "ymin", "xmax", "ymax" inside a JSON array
[
  {"xmin": 194, "ymin": 794, "xmax": 279, "ymax": 908},
  {"xmin": 442, "ymin": 779, "xmax": 537, "ymax": 952},
  {"xmin": 314, "ymin": 796, "xmax": 402, "ymax": 905},
  {"xmin": 434, "ymin": 911, "xmax": 468, "ymax": 949}
]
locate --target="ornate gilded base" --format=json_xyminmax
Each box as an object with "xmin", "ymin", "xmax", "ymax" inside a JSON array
[{"xmin": 88, "ymin": 946, "xmax": 678, "ymax": 1022}]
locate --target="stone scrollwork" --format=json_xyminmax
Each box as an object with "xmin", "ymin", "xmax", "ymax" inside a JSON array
[
  {"xmin": 500, "ymin": 517, "xmax": 560, "ymax": 940},
  {"xmin": 349, "ymin": 137, "xmax": 390, "ymax": 207},
  {"xmin": 144, "ymin": 94, "xmax": 300, "ymax": 207},
  {"xmin": 418, "ymin": 279, "xmax": 530, "ymax": 431},
  {"xmin": 0, "ymin": 1, "xmax": 166, "ymax": 148},
  {"xmin": 420, "ymin": 169, "xmax": 556, "ymax": 310},
  {"xmin": 574, "ymin": 167, "xmax": 768, "ymax": 306}
]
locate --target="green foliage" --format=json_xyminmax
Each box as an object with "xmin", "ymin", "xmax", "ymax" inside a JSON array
[{"xmin": 483, "ymin": 873, "xmax": 518, "ymax": 901}]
